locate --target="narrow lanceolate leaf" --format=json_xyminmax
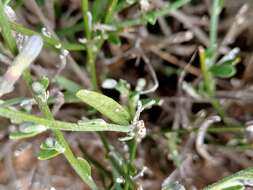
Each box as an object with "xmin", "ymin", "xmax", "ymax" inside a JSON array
[
  {"xmin": 55, "ymin": 76, "xmax": 82, "ymax": 94},
  {"xmin": 9, "ymin": 131, "xmax": 41, "ymax": 140},
  {"xmin": 38, "ymin": 149, "xmax": 61, "ymax": 160},
  {"xmin": 76, "ymin": 89, "xmax": 131, "ymax": 125},
  {"xmin": 204, "ymin": 167, "xmax": 253, "ymax": 190}
]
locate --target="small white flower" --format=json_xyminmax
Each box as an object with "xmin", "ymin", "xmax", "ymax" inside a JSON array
[{"xmin": 0, "ymin": 35, "xmax": 43, "ymax": 97}]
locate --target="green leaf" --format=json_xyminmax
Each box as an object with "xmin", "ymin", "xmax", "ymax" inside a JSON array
[
  {"xmin": 76, "ymin": 89, "xmax": 131, "ymax": 125},
  {"xmin": 141, "ymin": 98, "xmax": 161, "ymax": 110},
  {"xmin": 222, "ymin": 185, "xmax": 245, "ymax": 190},
  {"xmin": 55, "ymin": 76, "xmax": 82, "ymax": 94},
  {"xmin": 0, "ymin": 97, "xmax": 27, "ymax": 108},
  {"xmin": 40, "ymin": 141, "xmax": 51, "ymax": 150},
  {"xmin": 62, "ymin": 91, "xmax": 81, "ymax": 103},
  {"xmin": 9, "ymin": 131, "xmax": 41, "ymax": 140},
  {"xmin": 38, "ymin": 149, "xmax": 61, "ymax": 160},
  {"xmin": 38, "ymin": 138, "xmax": 64, "ymax": 160},
  {"xmin": 108, "ymin": 33, "xmax": 121, "ymax": 45},
  {"xmin": 39, "ymin": 76, "xmax": 50, "ymax": 90},
  {"xmin": 77, "ymin": 157, "xmax": 91, "ymax": 176},
  {"xmin": 209, "ymin": 63, "xmax": 236, "ymax": 78},
  {"xmin": 0, "ymin": 0, "xmax": 17, "ymax": 54},
  {"xmin": 128, "ymin": 92, "xmax": 140, "ymax": 117},
  {"xmin": 92, "ymin": 0, "xmax": 108, "ymax": 22},
  {"xmin": 143, "ymin": 12, "xmax": 157, "ymax": 25},
  {"xmin": 115, "ymin": 79, "xmax": 131, "ymax": 96},
  {"xmin": 204, "ymin": 167, "xmax": 253, "ymax": 190}
]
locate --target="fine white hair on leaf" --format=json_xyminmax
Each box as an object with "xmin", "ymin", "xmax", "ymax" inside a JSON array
[{"xmin": 0, "ymin": 35, "xmax": 43, "ymax": 97}]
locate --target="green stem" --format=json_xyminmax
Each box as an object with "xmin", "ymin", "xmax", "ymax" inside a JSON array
[
  {"xmin": 81, "ymin": 0, "xmax": 98, "ymax": 90},
  {"xmin": 87, "ymin": 46, "xmax": 98, "ymax": 90},
  {"xmin": 199, "ymin": 48, "xmax": 225, "ymax": 117},
  {"xmin": 82, "ymin": 1, "xmax": 132, "ymax": 188},
  {"xmin": 96, "ymin": 0, "xmax": 118, "ymax": 50},
  {"xmin": 209, "ymin": 0, "xmax": 222, "ymax": 65},
  {"xmin": 22, "ymin": 71, "xmax": 99, "ymax": 190},
  {"xmin": 116, "ymin": 0, "xmax": 190, "ymax": 29},
  {"xmin": 99, "ymin": 133, "xmax": 134, "ymax": 189},
  {"xmin": 129, "ymin": 139, "xmax": 137, "ymax": 164},
  {"xmin": 199, "ymin": 47, "xmax": 214, "ymax": 97},
  {"xmin": 10, "ymin": 22, "xmax": 86, "ymax": 51},
  {"xmin": 57, "ymin": 0, "xmax": 190, "ymax": 40},
  {"xmin": 115, "ymin": 0, "xmax": 137, "ymax": 12},
  {"xmin": 0, "ymin": 4, "xmax": 98, "ymax": 188},
  {"xmin": 0, "ymin": 106, "xmax": 132, "ymax": 132}
]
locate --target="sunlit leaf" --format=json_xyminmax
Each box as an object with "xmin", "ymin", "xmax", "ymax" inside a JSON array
[
  {"xmin": 38, "ymin": 149, "xmax": 61, "ymax": 160},
  {"xmin": 76, "ymin": 89, "xmax": 131, "ymax": 125}
]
